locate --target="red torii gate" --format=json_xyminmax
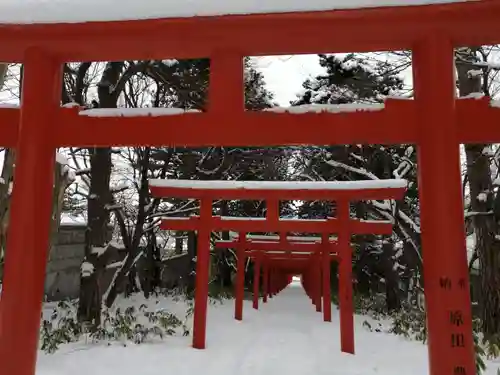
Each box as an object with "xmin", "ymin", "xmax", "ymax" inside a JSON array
[
  {"xmin": 0, "ymin": 2, "xmax": 496, "ymax": 375},
  {"xmin": 196, "ymin": 214, "xmax": 393, "ymax": 354},
  {"xmin": 149, "ymin": 178, "xmax": 405, "ymax": 354},
  {"xmin": 220, "ymin": 235, "xmax": 335, "ymax": 305},
  {"xmin": 221, "ymin": 234, "xmax": 348, "ymax": 308},
  {"xmin": 215, "ymin": 236, "xmax": 337, "ymax": 314}
]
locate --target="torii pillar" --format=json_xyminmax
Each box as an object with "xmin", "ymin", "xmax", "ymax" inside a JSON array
[
  {"xmin": 0, "ymin": 49, "xmax": 61, "ymax": 375},
  {"xmin": 414, "ymin": 37, "xmax": 475, "ymax": 375}
]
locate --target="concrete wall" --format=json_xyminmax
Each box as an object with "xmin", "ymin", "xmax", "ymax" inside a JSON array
[
  {"xmin": 45, "ymin": 224, "xmax": 87, "ymax": 301},
  {"xmin": 45, "ymin": 224, "xmax": 191, "ymax": 301}
]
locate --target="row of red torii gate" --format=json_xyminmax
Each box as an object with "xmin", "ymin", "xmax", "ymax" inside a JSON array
[
  {"xmin": 0, "ymin": 2, "xmax": 496, "ymax": 375},
  {"xmin": 149, "ymin": 178, "xmax": 407, "ymax": 353}
]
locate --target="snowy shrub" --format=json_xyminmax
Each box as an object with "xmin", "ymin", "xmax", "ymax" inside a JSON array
[
  {"xmin": 353, "ymin": 293, "xmax": 388, "ymax": 320},
  {"xmin": 208, "ymin": 284, "xmax": 233, "ymax": 302},
  {"xmin": 389, "ymin": 305, "xmax": 427, "ymax": 342},
  {"xmin": 91, "ymin": 305, "xmax": 188, "ymax": 344},
  {"xmin": 40, "ymin": 300, "xmax": 189, "ymax": 353},
  {"xmin": 40, "ymin": 301, "xmax": 82, "ymax": 353},
  {"xmin": 388, "ymin": 308, "xmax": 488, "ymax": 374},
  {"xmin": 167, "ymin": 282, "xmax": 233, "ymax": 303}
]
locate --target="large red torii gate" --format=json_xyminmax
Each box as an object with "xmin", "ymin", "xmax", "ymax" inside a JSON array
[
  {"xmin": 149, "ymin": 178, "xmax": 405, "ymax": 353},
  {"xmin": 0, "ymin": 2, "xmax": 496, "ymax": 375}
]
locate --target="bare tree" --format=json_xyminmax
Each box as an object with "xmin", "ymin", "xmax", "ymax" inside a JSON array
[{"xmin": 457, "ymin": 46, "xmax": 500, "ymax": 339}]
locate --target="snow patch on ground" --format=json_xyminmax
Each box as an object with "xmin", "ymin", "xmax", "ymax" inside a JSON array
[{"xmin": 36, "ymin": 283, "xmax": 500, "ymax": 375}]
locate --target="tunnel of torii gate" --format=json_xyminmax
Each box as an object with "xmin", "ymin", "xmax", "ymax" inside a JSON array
[
  {"xmin": 214, "ymin": 233, "xmax": 366, "ymax": 355},
  {"xmin": 149, "ymin": 179, "xmax": 407, "ymax": 353},
  {"xmin": 0, "ymin": 2, "xmax": 498, "ymax": 375}
]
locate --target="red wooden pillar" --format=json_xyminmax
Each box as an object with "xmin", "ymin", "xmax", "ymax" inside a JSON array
[
  {"xmin": 308, "ymin": 261, "xmax": 316, "ymax": 306},
  {"xmin": 267, "ymin": 200, "xmax": 279, "ymax": 299},
  {"xmin": 209, "ymin": 49, "xmax": 244, "ymax": 329},
  {"xmin": 307, "ymin": 269, "xmax": 314, "ymax": 303},
  {"xmin": 272, "ymin": 269, "xmax": 276, "ymax": 295},
  {"xmin": 253, "ymin": 254, "xmax": 261, "ymax": 310},
  {"xmin": 263, "ymin": 259, "xmax": 269, "ymax": 303},
  {"xmin": 308, "ymin": 271, "xmax": 314, "ymax": 305},
  {"xmin": 0, "ymin": 49, "xmax": 61, "ymax": 375},
  {"xmin": 276, "ymin": 271, "xmax": 280, "ymax": 293},
  {"xmin": 338, "ymin": 200, "xmax": 354, "ymax": 354},
  {"xmin": 302, "ymin": 269, "xmax": 312, "ymax": 301},
  {"xmin": 269, "ymin": 267, "xmax": 275, "ymax": 297},
  {"xmin": 275, "ymin": 271, "xmax": 280, "ymax": 294},
  {"xmin": 192, "ymin": 198, "xmax": 212, "ymax": 349},
  {"xmin": 315, "ymin": 254, "xmax": 322, "ymax": 313},
  {"xmin": 301, "ymin": 273, "xmax": 307, "ymax": 295},
  {"xmin": 275, "ymin": 270, "xmax": 281, "ymax": 293},
  {"xmin": 235, "ymin": 232, "xmax": 246, "ymax": 321},
  {"xmin": 278, "ymin": 272, "xmax": 285, "ymax": 292},
  {"xmin": 322, "ymin": 233, "xmax": 332, "ymax": 322},
  {"xmin": 413, "ymin": 37, "xmax": 475, "ymax": 375},
  {"xmin": 275, "ymin": 270, "xmax": 280, "ymax": 294}
]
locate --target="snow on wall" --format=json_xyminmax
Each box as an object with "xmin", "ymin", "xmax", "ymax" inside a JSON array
[
  {"xmin": 0, "ymin": 0, "xmax": 472, "ymax": 24},
  {"xmin": 149, "ymin": 178, "xmax": 408, "ymax": 191},
  {"xmin": 60, "ymin": 213, "xmax": 86, "ymax": 226},
  {"xmin": 78, "ymin": 103, "xmax": 385, "ymax": 117}
]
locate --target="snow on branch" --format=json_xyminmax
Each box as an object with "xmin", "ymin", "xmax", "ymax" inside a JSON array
[
  {"xmin": 325, "ymin": 158, "xmax": 379, "ymax": 180},
  {"xmin": 325, "ymin": 153, "xmax": 420, "ymax": 234}
]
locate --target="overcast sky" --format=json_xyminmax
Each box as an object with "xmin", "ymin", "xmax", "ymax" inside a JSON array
[
  {"xmin": 255, "ymin": 53, "xmax": 415, "ymax": 106},
  {"xmin": 254, "ymin": 55, "xmax": 324, "ymax": 106}
]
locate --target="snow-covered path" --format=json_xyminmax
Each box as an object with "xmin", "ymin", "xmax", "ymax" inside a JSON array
[{"xmin": 35, "ymin": 283, "xmax": 499, "ymax": 375}]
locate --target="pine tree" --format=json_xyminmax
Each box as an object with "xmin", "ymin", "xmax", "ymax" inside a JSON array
[
  {"xmin": 293, "ymin": 53, "xmax": 404, "ymax": 105},
  {"xmin": 292, "ymin": 53, "xmax": 419, "ymax": 311}
]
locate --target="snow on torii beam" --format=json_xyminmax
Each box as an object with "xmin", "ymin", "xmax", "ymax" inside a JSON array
[
  {"xmin": 151, "ymin": 179, "xmax": 406, "ymax": 239},
  {"xmin": 0, "ymin": 1, "xmax": 498, "ymax": 61},
  {"xmin": 217, "ymin": 239, "xmax": 322, "ymax": 252},
  {"xmin": 159, "ymin": 216, "xmax": 395, "ymax": 234},
  {"xmin": 150, "ymin": 178, "xmax": 407, "ymax": 201}
]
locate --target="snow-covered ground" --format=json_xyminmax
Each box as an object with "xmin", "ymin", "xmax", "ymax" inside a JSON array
[{"xmin": 36, "ymin": 282, "xmax": 500, "ymax": 375}]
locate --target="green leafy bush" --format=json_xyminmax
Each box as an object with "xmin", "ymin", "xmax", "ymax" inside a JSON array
[{"xmin": 40, "ymin": 300, "xmax": 189, "ymax": 353}]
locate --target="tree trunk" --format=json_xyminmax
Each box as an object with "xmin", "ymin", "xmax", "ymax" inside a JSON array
[
  {"xmin": 0, "ymin": 64, "xmax": 8, "ymax": 89},
  {"xmin": 104, "ymin": 147, "xmax": 151, "ymax": 307},
  {"xmin": 175, "ymin": 233, "xmax": 183, "ymax": 254},
  {"xmin": 0, "ymin": 64, "xmax": 13, "ymax": 278},
  {"xmin": 457, "ymin": 48, "xmax": 500, "ymax": 339},
  {"xmin": 78, "ymin": 62, "xmax": 122, "ymax": 325},
  {"xmin": 382, "ymin": 241, "xmax": 401, "ymax": 312},
  {"xmin": 77, "ymin": 145, "xmax": 112, "ymax": 326}
]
